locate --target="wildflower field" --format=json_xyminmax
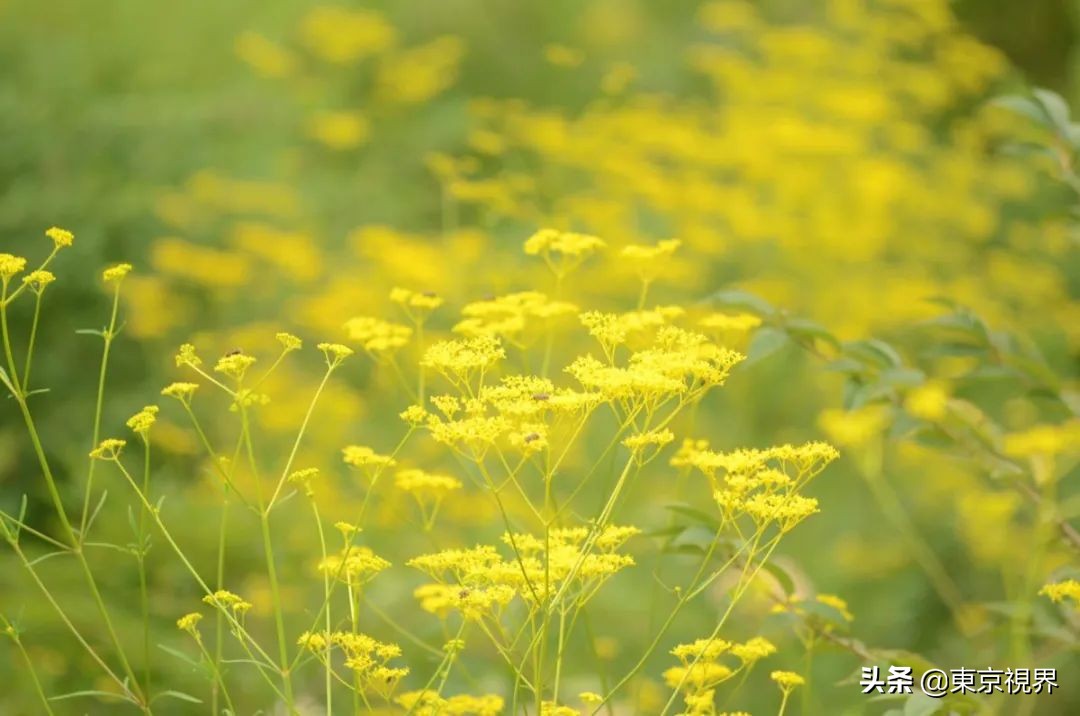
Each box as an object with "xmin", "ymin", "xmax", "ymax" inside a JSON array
[{"xmin": 1, "ymin": 1, "xmax": 1079, "ymax": 714}]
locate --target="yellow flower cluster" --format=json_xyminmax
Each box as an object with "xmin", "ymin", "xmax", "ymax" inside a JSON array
[
  {"xmin": 677, "ymin": 440, "xmax": 838, "ymax": 531},
  {"xmin": 344, "ymin": 316, "xmax": 413, "ymax": 354},
  {"xmin": 202, "ymin": 589, "xmax": 253, "ymax": 616},
  {"xmin": 1040, "ymin": 579, "xmax": 1080, "ymax": 608},
  {"xmin": 298, "ymin": 630, "xmax": 408, "ymax": 698},
  {"xmin": 665, "ymin": 634, "xmax": 777, "ymax": 715},
  {"xmin": 125, "ymin": 405, "xmax": 159, "ymax": 437},
  {"xmin": 317, "ymin": 545, "xmax": 391, "ymax": 586},
  {"xmin": 395, "ymin": 690, "xmax": 504, "ymax": 715}
]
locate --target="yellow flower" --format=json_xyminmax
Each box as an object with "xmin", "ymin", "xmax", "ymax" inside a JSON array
[
  {"xmin": 818, "ymin": 405, "xmax": 890, "ymax": 448},
  {"xmin": 816, "ymin": 593, "xmax": 854, "ymax": 621},
  {"xmin": 399, "ymin": 404, "xmax": 430, "ymax": 426},
  {"xmin": 770, "ymin": 670, "xmax": 806, "ymax": 691},
  {"xmin": 161, "ymin": 382, "xmax": 200, "ymax": 401},
  {"xmin": 89, "ymin": 438, "xmax": 126, "ymax": 460},
  {"xmin": 202, "ymin": 589, "xmax": 253, "ymax": 615},
  {"xmin": 45, "ymin": 226, "xmax": 74, "ymax": 248},
  {"xmin": 544, "ymin": 44, "xmax": 585, "ymax": 68},
  {"xmin": 287, "ymin": 467, "xmax": 320, "ymax": 496},
  {"xmin": 699, "ymin": 312, "xmax": 762, "ymax": 333},
  {"xmin": 176, "ymin": 612, "xmax": 202, "ymax": 635},
  {"xmin": 524, "ymin": 228, "xmax": 605, "ymax": 259},
  {"xmin": 102, "ymin": 263, "xmax": 133, "ymax": 283},
  {"xmin": 175, "ymin": 343, "xmax": 202, "ymax": 368},
  {"xmin": 235, "ymin": 31, "xmax": 295, "ymax": 78},
  {"xmin": 22, "ymin": 270, "xmax": 56, "ymax": 292},
  {"xmin": 301, "ymin": 6, "xmax": 396, "ymax": 64},
  {"xmin": 214, "ymin": 352, "xmax": 257, "ymax": 381},
  {"xmin": 276, "ymin": 332, "xmax": 302, "ymax": 352},
  {"xmin": 318, "ymin": 342, "xmax": 354, "ymax": 366},
  {"xmin": 343, "ymin": 445, "xmax": 397, "ymax": 470},
  {"xmin": 126, "ymin": 405, "xmax": 160, "ymax": 437},
  {"xmin": 1003, "ymin": 421, "xmax": 1080, "ymax": 458},
  {"xmin": 345, "ymin": 316, "xmax": 413, "ymax": 354},
  {"xmin": 905, "ymin": 381, "xmax": 950, "ymax": 421},
  {"xmin": 395, "ymin": 468, "xmax": 463, "ymax": 497},
  {"xmin": 1040, "ymin": 579, "xmax": 1080, "ymax": 607},
  {"xmin": 0, "ymin": 254, "xmax": 27, "ymax": 281},
  {"xmin": 730, "ymin": 636, "xmax": 777, "ymax": 664},
  {"xmin": 307, "ymin": 111, "xmax": 370, "ymax": 150}
]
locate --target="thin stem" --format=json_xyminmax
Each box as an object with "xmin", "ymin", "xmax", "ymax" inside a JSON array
[
  {"xmin": 137, "ymin": 438, "xmax": 153, "ymax": 700},
  {"xmin": 22, "ymin": 291, "xmax": 43, "ymax": 390},
  {"xmin": 2, "ymin": 620, "xmax": 56, "ymax": 715},
  {"xmin": 80, "ymin": 283, "xmax": 122, "ymax": 540},
  {"xmin": 267, "ymin": 364, "xmax": 335, "ymax": 510}
]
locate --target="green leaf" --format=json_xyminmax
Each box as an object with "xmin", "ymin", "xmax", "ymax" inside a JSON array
[
  {"xmin": 151, "ymin": 690, "xmax": 203, "ymax": 705},
  {"xmin": 842, "ymin": 339, "xmax": 903, "ymax": 370},
  {"xmin": 158, "ymin": 643, "xmax": 203, "ymax": 669},
  {"xmin": 1033, "ymin": 88, "xmax": 1072, "ymax": 134},
  {"xmin": 879, "ymin": 367, "xmax": 925, "ymax": 389},
  {"xmin": 745, "ymin": 327, "xmax": 788, "ymax": 364},
  {"xmin": 50, "ymin": 690, "xmax": 128, "ymax": 702},
  {"xmin": 992, "ymin": 95, "xmax": 1049, "ymax": 126},
  {"xmin": 783, "ymin": 317, "xmax": 839, "ymax": 349},
  {"xmin": 704, "ymin": 288, "xmax": 776, "ymax": 318},
  {"xmin": 902, "ymin": 692, "xmax": 942, "ymax": 716},
  {"xmin": 74, "ymin": 328, "xmax": 106, "ymax": 337},
  {"xmin": 665, "ymin": 504, "xmax": 721, "ymax": 531},
  {"xmin": 0, "ymin": 366, "xmax": 15, "ymax": 396},
  {"xmin": 760, "ymin": 560, "xmax": 796, "ymax": 597}
]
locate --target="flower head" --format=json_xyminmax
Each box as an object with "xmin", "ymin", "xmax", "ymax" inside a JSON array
[
  {"xmin": 89, "ymin": 438, "xmax": 127, "ymax": 460},
  {"xmin": 126, "ymin": 405, "xmax": 160, "ymax": 437},
  {"xmin": 103, "ymin": 263, "xmax": 133, "ymax": 283},
  {"xmin": 276, "ymin": 332, "xmax": 302, "ymax": 352},
  {"xmin": 22, "ymin": 270, "xmax": 56, "ymax": 292},
  {"xmin": 45, "ymin": 226, "xmax": 74, "ymax": 248},
  {"xmin": 176, "ymin": 612, "xmax": 203, "ymax": 636},
  {"xmin": 0, "ymin": 254, "xmax": 27, "ymax": 281},
  {"xmin": 161, "ymin": 382, "xmax": 200, "ymax": 402},
  {"xmin": 770, "ymin": 670, "xmax": 806, "ymax": 692},
  {"xmin": 318, "ymin": 342, "xmax": 354, "ymax": 366}
]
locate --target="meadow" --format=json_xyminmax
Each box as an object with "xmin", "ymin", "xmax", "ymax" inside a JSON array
[{"xmin": 0, "ymin": 1, "xmax": 1078, "ymax": 714}]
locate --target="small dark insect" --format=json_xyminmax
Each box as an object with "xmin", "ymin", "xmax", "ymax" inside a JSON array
[
  {"xmin": 223, "ymin": 348, "xmax": 243, "ymax": 357},
  {"xmin": 421, "ymin": 290, "xmax": 438, "ymax": 298},
  {"xmin": 458, "ymin": 589, "xmax": 470, "ymax": 599},
  {"xmin": 532, "ymin": 392, "xmax": 551, "ymax": 401},
  {"xmin": 524, "ymin": 432, "xmax": 541, "ymax": 443}
]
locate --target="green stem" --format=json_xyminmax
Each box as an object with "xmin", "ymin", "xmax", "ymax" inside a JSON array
[
  {"xmin": 138, "ymin": 439, "xmax": 153, "ymax": 700},
  {"xmin": 80, "ymin": 283, "xmax": 121, "ymax": 540},
  {"xmin": 22, "ymin": 291, "xmax": 42, "ymax": 390},
  {"xmin": 2, "ymin": 623, "xmax": 56, "ymax": 715}
]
